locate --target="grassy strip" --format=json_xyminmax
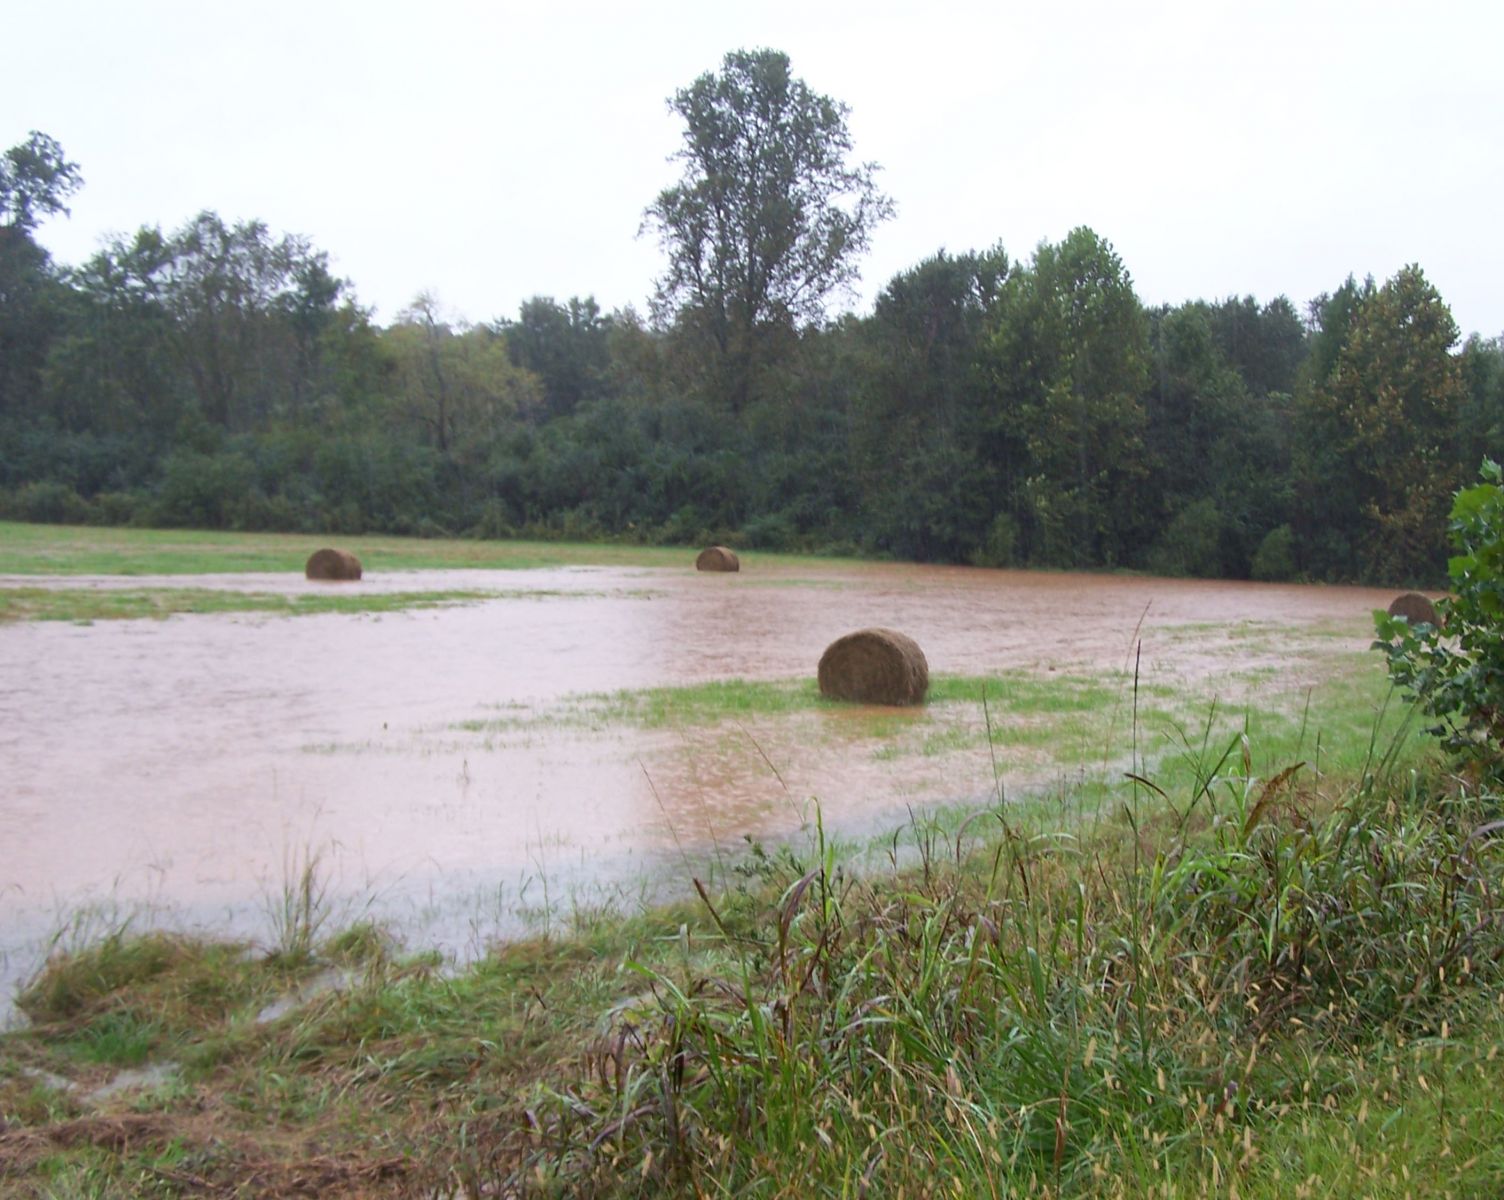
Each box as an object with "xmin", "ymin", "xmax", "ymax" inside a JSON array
[
  {"xmin": 4, "ymin": 689, "xmax": 1486, "ymax": 1197},
  {"xmin": 462, "ymin": 673, "xmax": 1153, "ymax": 732},
  {"xmin": 454, "ymin": 664, "xmax": 1410, "ymax": 783},
  {"xmin": 0, "ymin": 586, "xmax": 503, "ymax": 623},
  {"xmin": 454, "ymin": 672, "xmax": 1177, "ymax": 773},
  {"xmin": 0, "ymin": 520, "xmax": 836, "ymax": 577}
]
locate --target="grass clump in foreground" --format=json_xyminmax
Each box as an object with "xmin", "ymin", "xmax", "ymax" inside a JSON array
[{"xmin": 4, "ymin": 719, "xmax": 1504, "ymax": 1196}]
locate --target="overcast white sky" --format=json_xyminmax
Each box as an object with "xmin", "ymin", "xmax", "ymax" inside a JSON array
[{"xmin": 7, "ymin": 0, "xmax": 1502, "ymax": 337}]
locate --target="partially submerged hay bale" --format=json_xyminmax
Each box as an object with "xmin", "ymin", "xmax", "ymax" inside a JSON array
[
  {"xmin": 305, "ymin": 548, "xmax": 363, "ymax": 581},
  {"xmin": 1387, "ymin": 591, "xmax": 1439, "ymax": 628},
  {"xmin": 818, "ymin": 627, "xmax": 929, "ymax": 706},
  {"xmin": 696, "ymin": 545, "xmax": 740, "ymax": 572}
]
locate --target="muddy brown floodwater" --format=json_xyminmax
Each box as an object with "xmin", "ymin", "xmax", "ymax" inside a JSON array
[{"xmin": 1, "ymin": 561, "xmax": 1405, "ymax": 1013}]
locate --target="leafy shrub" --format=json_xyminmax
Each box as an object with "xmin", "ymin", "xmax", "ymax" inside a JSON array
[
  {"xmin": 469, "ymin": 499, "xmax": 517, "ymax": 540},
  {"xmin": 1375, "ymin": 459, "xmax": 1504, "ymax": 780},
  {"xmin": 323, "ymin": 500, "xmax": 368, "ymax": 536},
  {"xmin": 970, "ymin": 511, "xmax": 1020, "ymax": 568},
  {"xmin": 152, "ymin": 450, "xmax": 257, "ymax": 528},
  {"xmin": 659, "ymin": 504, "xmax": 710, "ymax": 546},
  {"xmin": 1250, "ymin": 522, "xmax": 1296, "ymax": 581},
  {"xmin": 740, "ymin": 510, "xmax": 797, "ymax": 550},
  {"xmin": 85, "ymin": 490, "xmax": 146, "ymax": 527},
  {"xmin": 2, "ymin": 480, "xmax": 92, "ymax": 524},
  {"xmin": 1147, "ymin": 498, "xmax": 1224, "ymax": 577},
  {"xmin": 229, "ymin": 489, "xmax": 307, "ymax": 532}
]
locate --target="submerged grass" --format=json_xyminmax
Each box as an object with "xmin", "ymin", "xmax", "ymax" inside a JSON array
[
  {"xmin": 453, "ymin": 666, "xmax": 1396, "ymax": 786},
  {"xmin": 0, "ymin": 586, "xmax": 501, "ymax": 623},
  {"xmin": 462, "ymin": 671, "xmax": 1151, "ymax": 733},
  {"xmin": 4, "ymin": 675, "xmax": 1496, "ymax": 1197}
]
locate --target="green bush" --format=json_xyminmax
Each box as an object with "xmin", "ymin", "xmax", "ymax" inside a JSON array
[
  {"xmin": 740, "ymin": 510, "xmax": 797, "ymax": 550},
  {"xmin": 1250, "ymin": 522, "xmax": 1296, "ymax": 581},
  {"xmin": 1375, "ymin": 459, "xmax": 1504, "ymax": 780},
  {"xmin": 152, "ymin": 449, "xmax": 257, "ymax": 528},
  {"xmin": 970, "ymin": 511, "xmax": 1020, "ymax": 568},
  {"xmin": 85, "ymin": 490, "xmax": 146, "ymax": 527},
  {"xmin": 1147, "ymin": 498, "xmax": 1225, "ymax": 577},
  {"xmin": 3, "ymin": 480, "xmax": 92, "ymax": 524},
  {"xmin": 469, "ymin": 499, "xmax": 517, "ymax": 540}
]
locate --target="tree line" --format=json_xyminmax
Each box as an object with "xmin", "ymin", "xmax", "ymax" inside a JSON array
[{"xmin": 2, "ymin": 51, "xmax": 1499, "ymax": 585}]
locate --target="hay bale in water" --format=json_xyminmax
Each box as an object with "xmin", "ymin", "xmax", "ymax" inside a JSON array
[
  {"xmin": 1387, "ymin": 591, "xmax": 1439, "ymax": 628},
  {"xmin": 818, "ymin": 627, "xmax": 929, "ymax": 706},
  {"xmin": 696, "ymin": 545, "xmax": 740, "ymax": 572},
  {"xmin": 305, "ymin": 548, "xmax": 363, "ymax": 581}
]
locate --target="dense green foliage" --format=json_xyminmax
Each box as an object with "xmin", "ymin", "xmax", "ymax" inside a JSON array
[
  {"xmin": 2, "ymin": 67, "xmax": 1499, "ymax": 583},
  {"xmin": 1376, "ymin": 460, "xmax": 1504, "ymax": 778}
]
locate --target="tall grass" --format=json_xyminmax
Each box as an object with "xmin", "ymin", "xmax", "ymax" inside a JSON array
[
  {"xmin": 263, "ymin": 844, "xmax": 334, "ymax": 968},
  {"xmin": 509, "ymin": 725, "xmax": 1504, "ymax": 1196}
]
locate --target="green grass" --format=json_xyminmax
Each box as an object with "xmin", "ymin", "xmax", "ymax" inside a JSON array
[
  {"xmin": 1205, "ymin": 1011, "xmax": 1504, "ymax": 1198},
  {"xmin": 452, "ymin": 666, "xmax": 1404, "ymax": 786},
  {"xmin": 65, "ymin": 1012, "xmax": 162, "ymax": 1068},
  {"xmin": 547, "ymin": 677, "xmax": 827, "ymax": 729},
  {"xmin": 0, "ymin": 585, "xmax": 505, "ymax": 623},
  {"xmin": 461, "ymin": 672, "xmax": 1140, "ymax": 734},
  {"xmin": 0, "ymin": 519, "xmax": 844, "ymax": 577}
]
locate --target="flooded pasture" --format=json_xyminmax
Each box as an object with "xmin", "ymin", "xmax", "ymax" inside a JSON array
[{"xmin": 1, "ymin": 560, "xmax": 1401, "ymax": 1007}]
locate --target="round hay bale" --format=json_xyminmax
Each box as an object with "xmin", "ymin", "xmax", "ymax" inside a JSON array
[
  {"xmin": 1387, "ymin": 591, "xmax": 1439, "ymax": 628},
  {"xmin": 696, "ymin": 545, "xmax": 740, "ymax": 572},
  {"xmin": 818, "ymin": 627, "xmax": 929, "ymax": 706},
  {"xmin": 305, "ymin": 548, "xmax": 363, "ymax": 581}
]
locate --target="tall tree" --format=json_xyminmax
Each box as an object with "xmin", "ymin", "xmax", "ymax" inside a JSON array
[
  {"xmin": 853, "ymin": 248, "xmax": 1008, "ymax": 561},
  {"xmin": 1205, "ymin": 294, "xmax": 1306, "ymax": 399},
  {"xmin": 986, "ymin": 228, "xmax": 1150, "ymax": 567},
  {"xmin": 62, "ymin": 213, "xmax": 359, "ymax": 433},
  {"xmin": 862, "ymin": 247, "xmax": 1008, "ymax": 440},
  {"xmin": 1143, "ymin": 303, "xmax": 1292, "ymax": 577},
  {"xmin": 43, "ymin": 229, "xmax": 185, "ymax": 436},
  {"xmin": 643, "ymin": 48, "xmax": 894, "ymax": 411},
  {"xmin": 0, "ymin": 132, "xmax": 83, "ymax": 418},
  {"xmin": 1458, "ymin": 334, "xmax": 1504, "ymax": 473},
  {"xmin": 1288, "ymin": 276, "xmax": 1376, "ymax": 575},
  {"xmin": 0, "ymin": 131, "xmax": 82, "ymax": 234},
  {"xmin": 384, "ymin": 293, "xmax": 538, "ymax": 460},
  {"xmin": 1299, "ymin": 265, "xmax": 1462, "ymax": 581},
  {"xmin": 498, "ymin": 295, "xmax": 612, "ymax": 420},
  {"xmin": 163, "ymin": 213, "xmax": 324, "ymax": 429}
]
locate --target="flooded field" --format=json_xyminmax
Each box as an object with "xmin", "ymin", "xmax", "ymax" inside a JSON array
[{"xmin": 1, "ymin": 559, "xmax": 1403, "ymax": 1007}]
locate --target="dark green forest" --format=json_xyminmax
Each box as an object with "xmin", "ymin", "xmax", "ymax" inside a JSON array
[{"xmin": 3, "ymin": 51, "xmax": 1499, "ymax": 585}]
